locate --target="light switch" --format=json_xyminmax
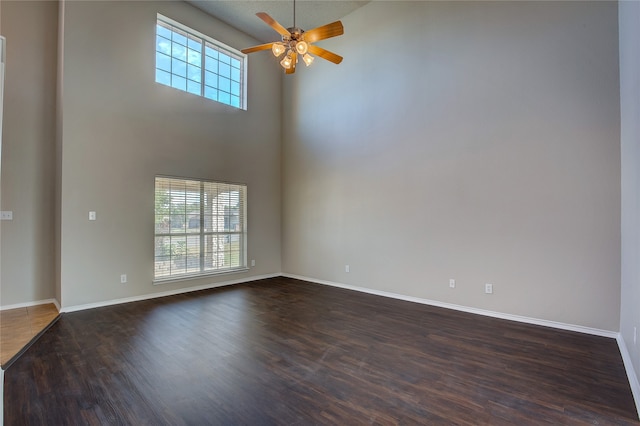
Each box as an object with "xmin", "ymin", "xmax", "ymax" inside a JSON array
[
  {"xmin": 1, "ymin": 211, "xmax": 13, "ymax": 220},
  {"xmin": 89, "ymin": 211, "xmax": 96, "ymax": 221}
]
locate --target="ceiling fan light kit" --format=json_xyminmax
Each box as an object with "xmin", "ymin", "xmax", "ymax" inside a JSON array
[
  {"xmin": 280, "ymin": 54, "xmax": 293, "ymax": 69},
  {"xmin": 295, "ymin": 40, "xmax": 308, "ymax": 55},
  {"xmin": 271, "ymin": 43, "xmax": 286, "ymax": 57},
  {"xmin": 241, "ymin": 1, "xmax": 344, "ymax": 74},
  {"xmin": 302, "ymin": 53, "xmax": 314, "ymax": 66}
]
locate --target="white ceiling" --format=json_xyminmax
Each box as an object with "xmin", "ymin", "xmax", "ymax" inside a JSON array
[{"xmin": 187, "ymin": 1, "xmax": 369, "ymax": 43}]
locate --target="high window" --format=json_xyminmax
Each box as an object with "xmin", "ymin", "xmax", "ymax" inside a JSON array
[
  {"xmin": 154, "ymin": 176, "xmax": 247, "ymax": 281},
  {"xmin": 155, "ymin": 14, "xmax": 246, "ymax": 110}
]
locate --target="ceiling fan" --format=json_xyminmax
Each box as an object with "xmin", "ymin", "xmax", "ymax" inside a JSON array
[{"xmin": 241, "ymin": 1, "xmax": 344, "ymax": 74}]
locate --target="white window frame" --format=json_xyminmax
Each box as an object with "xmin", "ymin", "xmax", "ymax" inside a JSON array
[
  {"xmin": 154, "ymin": 176, "xmax": 248, "ymax": 283},
  {"xmin": 155, "ymin": 14, "xmax": 248, "ymax": 110}
]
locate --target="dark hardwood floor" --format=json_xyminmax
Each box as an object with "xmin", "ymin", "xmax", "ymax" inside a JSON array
[{"xmin": 3, "ymin": 277, "xmax": 639, "ymax": 425}]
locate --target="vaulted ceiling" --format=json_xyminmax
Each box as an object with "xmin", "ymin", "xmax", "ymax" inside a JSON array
[{"xmin": 187, "ymin": 1, "xmax": 369, "ymax": 43}]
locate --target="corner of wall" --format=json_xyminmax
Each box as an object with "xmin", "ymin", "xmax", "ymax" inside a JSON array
[
  {"xmin": 617, "ymin": 334, "xmax": 640, "ymax": 419},
  {"xmin": 618, "ymin": 0, "xmax": 640, "ymax": 419},
  {"xmin": 54, "ymin": 0, "xmax": 65, "ymax": 308},
  {"xmin": 0, "ymin": 366, "xmax": 4, "ymax": 426}
]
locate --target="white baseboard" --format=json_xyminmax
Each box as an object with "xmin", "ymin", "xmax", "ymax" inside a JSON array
[
  {"xmin": 617, "ymin": 335, "xmax": 640, "ymax": 419},
  {"xmin": 0, "ymin": 298, "xmax": 60, "ymax": 312},
  {"xmin": 61, "ymin": 273, "xmax": 280, "ymax": 313},
  {"xmin": 282, "ymin": 273, "xmax": 618, "ymax": 339},
  {"xmin": 10, "ymin": 275, "xmax": 616, "ymax": 338}
]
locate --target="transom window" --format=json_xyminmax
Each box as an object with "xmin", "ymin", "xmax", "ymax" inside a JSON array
[
  {"xmin": 155, "ymin": 14, "xmax": 246, "ymax": 110},
  {"xmin": 154, "ymin": 176, "xmax": 247, "ymax": 281}
]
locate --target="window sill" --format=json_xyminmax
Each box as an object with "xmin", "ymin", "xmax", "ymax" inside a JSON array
[{"xmin": 153, "ymin": 267, "xmax": 250, "ymax": 285}]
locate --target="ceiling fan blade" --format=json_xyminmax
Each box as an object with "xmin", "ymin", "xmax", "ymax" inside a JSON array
[
  {"xmin": 241, "ymin": 43, "xmax": 274, "ymax": 54},
  {"xmin": 286, "ymin": 52, "xmax": 297, "ymax": 74},
  {"xmin": 303, "ymin": 21, "xmax": 344, "ymax": 43},
  {"xmin": 256, "ymin": 12, "xmax": 290, "ymax": 37},
  {"xmin": 307, "ymin": 44, "xmax": 343, "ymax": 64}
]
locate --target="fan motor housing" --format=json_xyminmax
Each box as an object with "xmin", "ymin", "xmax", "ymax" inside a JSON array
[{"xmin": 284, "ymin": 27, "xmax": 305, "ymax": 42}]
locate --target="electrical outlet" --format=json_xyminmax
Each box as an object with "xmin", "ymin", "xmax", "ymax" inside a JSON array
[
  {"xmin": 251, "ymin": 259, "xmax": 255, "ymax": 267},
  {"xmin": 0, "ymin": 211, "xmax": 13, "ymax": 220},
  {"xmin": 89, "ymin": 211, "xmax": 97, "ymax": 221},
  {"xmin": 449, "ymin": 279, "xmax": 455, "ymax": 288},
  {"xmin": 345, "ymin": 265, "xmax": 350, "ymax": 273},
  {"xmin": 120, "ymin": 274, "xmax": 127, "ymax": 283},
  {"xmin": 485, "ymin": 283, "xmax": 493, "ymax": 294}
]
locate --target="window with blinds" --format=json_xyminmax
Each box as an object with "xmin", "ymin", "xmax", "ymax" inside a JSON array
[
  {"xmin": 155, "ymin": 14, "xmax": 247, "ymax": 110},
  {"xmin": 154, "ymin": 176, "xmax": 247, "ymax": 281}
]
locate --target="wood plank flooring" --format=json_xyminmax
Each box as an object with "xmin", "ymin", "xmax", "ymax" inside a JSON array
[
  {"xmin": 0, "ymin": 303, "xmax": 59, "ymax": 367},
  {"xmin": 3, "ymin": 277, "xmax": 639, "ymax": 424}
]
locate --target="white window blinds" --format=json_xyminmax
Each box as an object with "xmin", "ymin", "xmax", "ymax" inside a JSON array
[{"xmin": 154, "ymin": 176, "xmax": 247, "ymax": 281}]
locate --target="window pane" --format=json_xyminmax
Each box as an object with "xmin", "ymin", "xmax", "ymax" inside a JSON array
[
  {"xmin": 172, "ymin": 42, "xmax": 186, "ymax": 61},
  {"xmin": 228, "ymin": 234, "xmax": 241, "ymax": 267},
  {"xmin": 206, "ymin": 235, "xmax": 226, "ymax": 270},
  {"xmin": 218, "ymin": 91, "xmax": 231, "ymax": 106},
  {"xmin": 187, "ymin": 65, "xmax": 201, "ymax": 82},
  {"xmin": 230, "ymin": 190, "xmax": 240, "ymax": 205},
  {"xmin": 187, "ymin": 36, "xmax": 201, "ymax": 50},
  {"xmin": 155, "ymin": 256, "xmax": 171, "ymax": 277},
  {"xmin": 185, "ymin": 184, "xmax": 200, "ymax": 206},
  {"xmin": 231, "ymin": 58, "xmax": 240, "ymax": 69},
  {"xmin": 155, "ymin": 215, "xmax": 170, "ymax": 233},
  {"xmin": 186, "ymin": 214, "xmax": 200, "ymax": 232},
  {"xmin": 171, "ymin": 75, "xmax": 186, "ymax": 91},
  {"xmin": 204, "ymin": 86, "xmax": 217, "ymax": 101},
  {"xmin": 231, "ymin": 67, "xmax": 240, "ymax": 82},
  {"xmin": 156, "ymin": 35, "xmax": 171, "ymax": 55},
  {"xmin": 230, "ymin": 96, "xmax": 240, "ymax": 108},
  {"xmin": 186, "ymin": 236, "xmax": 200, "ymax": 272},
  {"xmin": 219, "ymin": 53, "xmax": 230, "ymax": 64},
  {"xmin": 231, "ymin": 81, "xmax": 240, "ymax": 96},
  {"xmin": 170, "ymin": 193, "xmax": 186, "ymax": 213},
  {"xmin": 170, "ymin": 214, "xmax": 185, "ymax": 232},
  {"xmin": 156, "ymin": 69, "xmax": 171, "ymax": 86},
  {"xmin": 187, "ymin": 80, "xmax": 200, "ymax": 95},
  {"xmin": 156, "ymin": 52, "xmax": 171, "ymax": 72},
  {"xmin": 187, "ymin": 48, "xmax": 201, "ymax": 65},
  {"xmin": 172, "ymin": 30, "xmax": 187, "ymax": 46},
  {"xmin": 219, "ymin": 77, "xmax": 230, "ymax": 93},
  {"xmin": 157, "ymin": 24, "xmax": 172, "ymax": 39},
  {"xmin": 219, "ymin": 63, "xmax": 231, "ymax": 79},
  {"xmin": 205, "ymin": 71, "xmax": 218, "ymax": 88},
  {"xmin": 155, "ymin": 236, "xmax": 170, "ymax": 257},
  {"xmin": 205, "ymin": 56, "xmax": 218, "ymax": 73},
  {"xmin": 203, "ymin": 215, "xmax": 214, "ymax": 232},
  {"xmin": 171, "ymin": 236, "xmax": 187, "ymax": 274},
  {"xmin": 172, "ymin": 58, "xmax": 187, "ymax": 77},
  {"xmin": 205, "ymin": 46, "xmax": 218, "ymax": 59},
  {"xmin": 218, "ymin": 213, "xmax": 226, "ymax": 232}
]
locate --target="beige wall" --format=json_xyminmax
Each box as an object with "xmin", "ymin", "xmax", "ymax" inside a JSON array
[
  {"xmin": 0, "ymin": 1, "xmax": 57, "ymax": 307},
  {"xmin": 0, "ymin": 0, "xmax": 627, "ymax": 336},
  {"xmin": 283, "ymin": 1, "xmax": 621, "ymax": 331},
  {"xmin": 619, "ymin": 0, "xmax": 640, "ymax": 392},
  {"xmin": 54, "ymin": 0, "xmax": 65, "ymax": 306},
  {"xmin": 57, "ymin": 1, "xmax": 282, "ymax": 308}
]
